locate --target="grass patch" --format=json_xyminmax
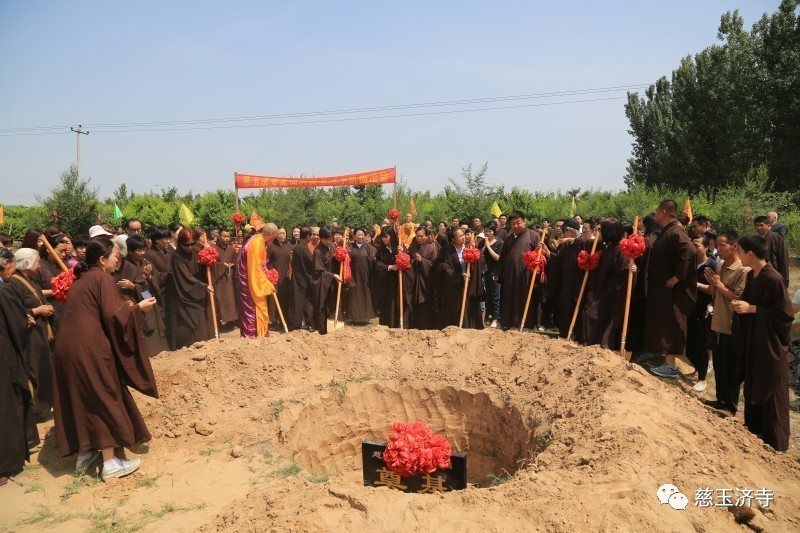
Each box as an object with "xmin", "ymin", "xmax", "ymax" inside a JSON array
[
  {"xmin": 328, "ymin": 378, "xmax": 348, "ymax": 395},
  {"xmin": 486, "ymin": 471, "xmax": 513, "ymax": 487},
  {"xmin": 140, "ymin": 501, "xmax": 207, "ymax": 520},
  {"xmin": 270, "ymin": 399, "xmax": 286, "ymax": 420},
  {"xmin": 61, "ymin": 474, "xmax": 101, "ymax": 503},
  {"xmin": 17, "ymin": 504, "xmax": 54, "ymax": 526},
  {"xmin": 199, "ymin": 447, "xmax": 218, "ymax": 457},
  {"xmin": 271, "ymin": 463, "xmax": 301, "ymax": 478},
  {"xmin": 24, "ymin": 483, "xmax": 44, "ymax": 494},
  {"xmin": 23, "ymin": 463, "xmax": 43, "ymax": 473},
  {"xmin": 306, "ymin": 472, "xmax": 329, "ymax": 484},
  {"xmin": 134, "ymin": 471, "xmax": 163, "ymax": 489},
  {"xmin": 348, "ymin": 373, "xmax": 372, "ymax": 383}
]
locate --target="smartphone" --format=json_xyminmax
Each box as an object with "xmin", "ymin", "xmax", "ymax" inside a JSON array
[{"xmin": 141, "ymin": 290, "xmax": 153, "ymax": 300}]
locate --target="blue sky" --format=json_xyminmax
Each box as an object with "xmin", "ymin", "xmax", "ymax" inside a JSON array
[{"xmin": 0, "ymin": 1, "xmax": 776, "ymax": 205}]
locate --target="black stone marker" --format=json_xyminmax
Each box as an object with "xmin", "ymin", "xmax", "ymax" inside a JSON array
[{"xmin": 362, "ymin": 439, "xmax": 467, "ymax": 494}]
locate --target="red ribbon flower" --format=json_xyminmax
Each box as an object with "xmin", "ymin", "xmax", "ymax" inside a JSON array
[
  {"xmin": 51, "ymin": 268, "xmax": 76, "ymax": 302},
  {"xmin": 395, "ymin": 252, "xmax": 412, "ymax": 271},
  {"xmin": 523, "ymin": 249, "xmax": 547, "ymax": 272},
  {"xmin": 197, "ymin": 246, "xmax": 219, "ymax": 266},
  {"xmin": 333, "ymin": 246, "xmax": 352, "ymax": 283},
  {"xmin": 388, "ymin": 209, "xmax": 400, "ymax": 222},
  {"xmin": 620, "ymin": 233, "xmax": 646, "ymax": 259},
  {"xmin": 232, "ymin": 212, "xmax": 245, "ymax": 226},
  {"xmin": 265, "ymin": 268, "xmax": 279, "ymax": 285},
  {"xmin": 383, "ymin": 421, "xmax": 453, "ymax": 478},
  {"xmin": 577, "ymin": 250, "xmax": 602, "ymax": 271},
  {"xmin": 462, "ymin": 247, "xmax": 481, "ymax": 264}
]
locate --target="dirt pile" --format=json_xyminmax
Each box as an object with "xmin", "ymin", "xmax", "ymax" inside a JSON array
[{"xmin": 3, "ymin": 327, "xmax": 799, "ymax": 532}]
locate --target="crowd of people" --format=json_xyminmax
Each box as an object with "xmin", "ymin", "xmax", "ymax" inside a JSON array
[{"xmin": 0, "ymin": 200, "xmax": 797, "ymax": 487}]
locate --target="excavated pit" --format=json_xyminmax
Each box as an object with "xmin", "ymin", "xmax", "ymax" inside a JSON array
[{"xmin": 280, "ymin": 383, "xmax": 536, "ymax": 485}]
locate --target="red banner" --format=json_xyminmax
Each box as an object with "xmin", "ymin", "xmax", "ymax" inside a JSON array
[{"xmin": 235, "ymin": 168, "xmax": 395, "ymax": 189}]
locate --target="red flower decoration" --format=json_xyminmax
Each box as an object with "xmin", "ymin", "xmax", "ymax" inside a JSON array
[
  {"xmin": 333, "ymin": 246, "xmax": 352, "ymax": 283},
  {"xmin": 394, "ymin": 252, "xmax": 412, "ymax": 271},
  {"xmin": 265, "ymin": 268, "xmax": 279, "ymax": 285},
  {"xmin": 462, "ymin": 247, "xmax": 481, "ymax": 264},
  {"xmin": 620, "ymin": 233, "xmax": 646, "ymax": 259},
  {"xmin": 51, "ymin": 268, "xmax": 76, "ymax": 302},
  {"xmin": 197, "ymin": 246, "xmax": 219, "ymax": 266},
  {"xmin": 577, "ymin": 250, "xmax": 602, "ymax": 271},
  {"xmin": 388, "ymin": 209, "xmax": 400, "ymax": 222},
  {"xmin": 232, "ymin": 212, "xmax": 245, "ymax": 226},
  {"xmin": 333, "ymin": 246, "xmax": 348, "ymax": 263},
  {"xmin": 383, "ymin": 421, "xmax": 452, "ymax": 478},
  {"xmin": 523, "ymin": 249, "xmax": 548, "ymax": 272}
]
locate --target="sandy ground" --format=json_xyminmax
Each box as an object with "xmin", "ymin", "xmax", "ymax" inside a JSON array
[{"xmin": 1, "ymin": 325, "xmax": 799, "ymax": 532}]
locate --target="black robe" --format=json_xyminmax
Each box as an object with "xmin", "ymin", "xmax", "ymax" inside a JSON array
[
  {"xmin": 213, "ymin": 243, "xmax": 239, "ymax": 323},
  {"xmin": 644, "ymin": 220, "xmax": 697, "ymax": 355},
  {"xmin": 347, "ymin": 243, "xmax": 377, "ymax": 323},
  {"xmin": 375, "ymin": 245, "xmax": 412, "ymax": 329},
  {"xmin": 409, "ymin": 241, "xmax": 439, "ymax": 329},
  {"xmin": 267, "ymin": 241, "xmax": 293, "ymax": 326},
  {"xmin": 33, "ymin": 256, "xmax": 66, "ymax": 327},
  {"xmin": 0, "ymin": 285, "xmax": 38, "ymax": 475},
  {"xmin": 625, "ymin": 233, "xmax": 656, "ymax": 355},
  {"xmin": 732, "ymin": 264, "xmax": 793, "ymax": 451},
  {"xmin": 166, "ymin": 247, "xmax": 211, "ymax": 349},
  {"xmin": 288, "ymin": 239, "xmax": 315, "ymax": 330},
  {"xmin": 312, "ymin": 245, "xmax": 336, "ymax": 334},
  {"xmin": 497, "ymin": 228, "xmax": 539, "ymax": 329},
  {"xmin": 127, "ymin": 257, "xmax": 169, "ymax": 357},
  {"xmin": 146, "ymin": 246, "xmax": 175, "ymax": 349},
  {"xmin": 582, "ymin": 242, "xmax": 629, "ymax": 349},
  {"xmin": 762, "ymin": 232, "xmax": 789, "ymax": 287},
  {"xmin": 437, "ymin": 245, "xmax": 485, "ymax": 329},
  {"xmin": 546, "ymin": 238, "xmax": 585, "ymax": 340}
]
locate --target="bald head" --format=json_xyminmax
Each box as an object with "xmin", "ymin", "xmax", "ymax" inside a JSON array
[{"xmin": 263, "ymin": 222, "xmax": 278, "ymax": 243}]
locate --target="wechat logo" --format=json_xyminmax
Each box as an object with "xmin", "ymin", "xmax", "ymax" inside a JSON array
[{"xmin": 657, "ymin": 484, "xmax": 688, "ymax": 511}]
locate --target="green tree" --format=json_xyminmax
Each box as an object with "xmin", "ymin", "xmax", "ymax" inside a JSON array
[{"xmin": 37, "ymin": 165, "xmax": 100, "ymax": 236}]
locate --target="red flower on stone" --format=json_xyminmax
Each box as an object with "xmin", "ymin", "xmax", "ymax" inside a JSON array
[
  {"xmin": 394, "ymin": 252, "xmax": 412, "ymax": 271},
  {"xmin": 388, "ymin": 209, "xmax": 400, "ymax": 222},
  {"xmin": 577, "ymin": 250, "xmax": 602, "ymax": 271},
  {"xmin": 232, "ymin": 212, "xmax": 245, "ymax": 226},
  {"xmin": 462, "ymin": 247, "xmax": 481, "ymax": 264},
  {"xmin": 51, "ymin": 268, "xmax": 76, "ymax": 302},
  {"xmin": 523, "ymin": 249, "xmax": 547, "ymax": 272},
  {"xmin": 383, "ymin": 421, "xmax": 452, "ymax": 478},
  {"xmin": 197, "ymin": 246, "xmax": 219, "ymax": 266},
  {"xmin": 265, "ymin": 268, "xmax": 279, "ymax": 285},
  {"xmin": 620, "ymin": 233, "xmax": 646, "ymax": 259}
]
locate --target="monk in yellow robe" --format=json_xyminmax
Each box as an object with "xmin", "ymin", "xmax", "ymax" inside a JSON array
[{"xmin": 236, "ymin": 223, "xmax": 277, "ymax": 337}]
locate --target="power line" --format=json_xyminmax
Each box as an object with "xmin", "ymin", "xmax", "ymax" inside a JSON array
[{"xmin": 0, "ymin": 84, "xmax": 645, "ymax": 136}]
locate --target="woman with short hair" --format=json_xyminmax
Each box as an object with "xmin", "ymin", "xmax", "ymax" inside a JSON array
[
  {"xmin": 52, "ymin": 238, "xmax": 158, "ymax": 479},
  {"xmin": 127, "ymin": 236, "xmax": 169, "ymax": 356},
  {"xmin": 166, "ymin": 229, "xmax": 213, "ymax": 348}
]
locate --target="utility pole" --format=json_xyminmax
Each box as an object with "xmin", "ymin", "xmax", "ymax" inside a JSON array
[{"xmin": 70, "ymin": 125, "xmax": 89, "ymax": 179}]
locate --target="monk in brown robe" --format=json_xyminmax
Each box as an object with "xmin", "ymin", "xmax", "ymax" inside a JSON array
[
  {"xmin": 52, "ymin": 238, "xmax": 158, "ymax": 479},
  {"xmin": 375, "ymin": 227, "xmax": 412, "ymax": 328},
  {"xmin": 166, "ymin": 229, "xmax": 213, "ymax": 349},
  {"xmin": 409, "ymin": 226, "xmax": 439, "ymax": 329},
  {"xmin": 213, "ymin": 228, "xmax": 239, "ymax": 325},
  {"xmin": 754, "ymin": 216, "xmax": 789, "ymax": 287},
  {"xmin": 346, "ymin": 228, "xmax": 377, "ymax": 324},
  {"xmin": 267, "ymin": 227, "xmax": 292, "ymax": 329},
  {"xmin": 33, "ymin": 231, "xmax": 71, "ymax": 326},
  {"xmin": 627, "ymin": 215, "xmax": 659, "ymax": 360},
  {"xmin": 126, "ymin": 236, "xmax": 169, "ymax": 357},
  {"xmin": 732, "ymin": 235, "xmax": 793, "ymax": 451},
  {"xmin": 582, "ymin": 218, "xmax": 632, "ymax": 349},
  {"xmin": 0, "ymin": 251, "xmax": 39, "ymax": 484},
  {"xmin": 145, "ymin": 227, "xmax": 174, "ymax": 349},
  {"xmin": 497, "ymin": 211, "xmax": 540, "ymax": 330},
  {"xmin": 545, "ymin": 218, "xmax": 584, "ymax": 340},
  {"xmin": 312, "ymin": 228, "xmax": 342, "ymax": 334},
  {"xmin": 645, "ymin": 200, "xmax": 697, "ymax": 378},
  {"xmin": 288, "ymin": 227, "xmax": 315, "ymax": 331},
  {"xmin": 437, "ymin": 228, "xmax": 484, "ymax": 329}
]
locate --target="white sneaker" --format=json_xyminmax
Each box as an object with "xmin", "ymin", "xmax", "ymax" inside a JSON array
[
  {"xmin": 102, "ymin": 457, "xmax": 141, "ymax": 480},
  {"xmin": 76, "ymin": 450, "xmax": 100, "ymax": 475},
  {"xmin": 693, "ymin": 381, "xmax": 707, "ymax": 393},
  {"xmin": 490, "ymin": 320, "xmax": 498, "ymax": 329}
]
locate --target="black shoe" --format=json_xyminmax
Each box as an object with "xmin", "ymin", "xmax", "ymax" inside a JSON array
[{"xmin": 702, "ymin": 399, "xmax": 736, "ymax": 415}]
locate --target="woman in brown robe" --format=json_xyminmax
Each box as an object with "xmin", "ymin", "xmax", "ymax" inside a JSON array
[
  {"xmin": 409, "ymin": 226, "xmax": 439, "ymax": 329},
  {"xmin": 167, "ymin": 229, "xmax": 213, "ymax": 349},
  {"xmin": 374, "ymin": 227, "xmax": 412, "ymax": 329},
  {"xmin": 52, "ymin": 238, "xmax": 158, "ymax": 479},
  {"xmin": 312, "ymin": 228, "xmax": 341, "ymax": 334},
  {"xmin": 545, "ymin": 219, "xmax": 584, "ymax": 340},
  {"xmin": 582, "ymin": 218, "xmax": 632, "ymax": 349},
  {"xmin": 347, "ymin": 228, "xmax": 377, "ymax": 324},
  {"xmin": 732, "ymin": 235, "xmax": 793, "ymax": 452},
  {"xmin": 6, "ymin": 249, "xmax": 56, "ymax": 422},
  {"xmin": 145, "ymin": 227, "xmax": 175, "ymax": 349},
  {"xmin": 213, "ymin": 228, "xmax": 239, "ymax": 325},
  {"xmin": 126, "ymin": 236, "xmax": 169, "ymax": 357},
  {"xmin": 437, "ymin": 227, "xmax": 485, "ymax": 330},
  {"xmin": 33, "ymin": 229, "xmax": 72, "ymax": 326},
  {"xmin": 0, "ymin": 249, "xmax": 40, "ymax": 485}
]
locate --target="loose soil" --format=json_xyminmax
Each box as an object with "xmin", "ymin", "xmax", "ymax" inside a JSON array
[{"xmin": 2, "ymin": 327, "xmax": 799, "ymax": 532}]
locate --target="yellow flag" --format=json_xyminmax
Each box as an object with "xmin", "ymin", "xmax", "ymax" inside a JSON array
[
  {"xmin": 409, "ymin": 197, "xmax": 417, "ymax": 216},
  {"xmin": 250, "ymin": 210, "xmax": 265, "ymax": 231},
  {"xmin": 179, "ymin": 203, "xmax": 195, "ymax": 227},
  {"xmin": 490, "ymin": 201, "xmax": 502, "ymax": 218},
  {"xmin": 683, "ymin": 198, "xmax": 693, "ymax": 222},
  {"xmin": 569, "ymin": 196, "xmax": 576, "ymax": 218},
  {"xmin": 0, "ymin": 205, "xmax": 4, "ymax": 225}
]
